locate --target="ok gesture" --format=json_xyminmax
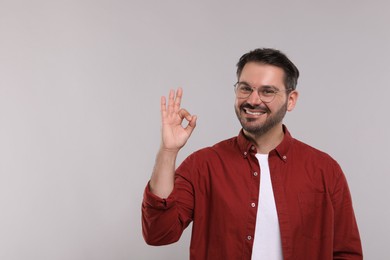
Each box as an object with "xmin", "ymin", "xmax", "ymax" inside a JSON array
[{"xmin": 160, "ymin": 88, "xmax": 197, "ymax": 152}]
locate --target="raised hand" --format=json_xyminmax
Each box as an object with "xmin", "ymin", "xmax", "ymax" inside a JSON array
[{"xmin": 160, "ymin": 88, "xmax": 197, "ymax": 152}]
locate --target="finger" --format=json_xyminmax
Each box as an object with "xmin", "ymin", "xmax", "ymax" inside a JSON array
[
  {"xmin": 160, "ymin": 96, "xmax": 167, "ymax": 118},
  {"xmin": 167, "ymin": 89, "xmax": 175, "ymax": 113},
  {"xmin": 188, "ymin": 115, "xmax": 197, "ymax": 128},
  {"xmin": 174, "ymin": 87, "xmax": 183, "ymax": 112},
  {"xmin": 178, "ymin": 108, "xmax": 192, "ymax": 121},
  {"xmin": 161, "ymin": 96, "xmax": 167, "ymax": 111},
  {"xmin": 185, "ymin": 115, "xmax": 197, "ymax": 134}
]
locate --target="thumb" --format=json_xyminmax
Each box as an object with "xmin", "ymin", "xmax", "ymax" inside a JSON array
[{"xmin": 185, "ymin": 115, "xmax": 197, "ymax": 134}]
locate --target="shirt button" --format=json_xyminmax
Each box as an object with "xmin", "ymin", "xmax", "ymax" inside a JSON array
[
  {"xmin": 244, "ymin": 152, "xmax": 247, "ymax": 156},
  {"xmin": 247, "ymin": 235, "xmax": 252, "ymax": 240},
  {"xmin": 283, "ymin": 155, "xmax": 287, "ymax": 160},
  {"xmin": 251, "ymin": 146, "xmax": 255, "ymax": 150},
  {"xmin": 253, "ymin": 172, "xmax": 258, "ymax": 177},
  {"xmin": 251, "ymin": 202, "xmax": 256, "ymax": 208}
]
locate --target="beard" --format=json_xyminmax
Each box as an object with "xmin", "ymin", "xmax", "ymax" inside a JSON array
[{"xmin": 235, "ymin": 100, "xmax": 288, "ymax": 136}]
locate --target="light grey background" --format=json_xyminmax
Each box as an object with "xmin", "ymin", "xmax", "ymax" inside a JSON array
[{"xmin": 0, "ymin": 0, "xmax": 389, "ymax": 259}]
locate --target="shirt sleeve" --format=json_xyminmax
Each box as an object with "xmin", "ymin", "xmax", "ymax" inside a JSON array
[
  {"xmin": 141, "ymin": 170, "xmax": 194, "ymax": 246},
  {"xmin": 331, "ymin": 163, "xmax": 363, "ymax": 259}
]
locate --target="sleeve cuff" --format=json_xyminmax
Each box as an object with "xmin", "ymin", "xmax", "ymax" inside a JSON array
[{"xmin": 143, "ymin": 182, "xmax": 176, "ymax": 209}]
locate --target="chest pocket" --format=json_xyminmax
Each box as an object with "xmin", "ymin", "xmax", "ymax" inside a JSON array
[{"xmin": 298, "ymin": 192, "xmax": 333, "ymax": 239}]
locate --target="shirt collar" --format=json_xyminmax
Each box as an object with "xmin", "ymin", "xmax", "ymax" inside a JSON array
[{"xmin": 237, "ymin": 125, "xmax": 294, "ymax": 162}]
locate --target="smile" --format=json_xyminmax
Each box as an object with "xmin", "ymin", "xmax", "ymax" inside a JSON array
[{"xmin": 243, "ymin": 107, "xmax": 266, "ymax": 116}]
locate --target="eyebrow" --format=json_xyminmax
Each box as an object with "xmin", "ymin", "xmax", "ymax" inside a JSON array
[{"xmin": 238, "ymin": 81, "xmax": 280, "ymax": 91}]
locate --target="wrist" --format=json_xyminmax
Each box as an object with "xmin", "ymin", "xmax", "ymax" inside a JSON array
[{"xmin": 159, "ymin": 145, "xmax": 181, "ymax": 155}]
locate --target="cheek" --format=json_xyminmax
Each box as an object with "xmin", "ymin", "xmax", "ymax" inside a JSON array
[{"xmin": 234, "ymin": 99, "xmax": 243, "ymax": 109}]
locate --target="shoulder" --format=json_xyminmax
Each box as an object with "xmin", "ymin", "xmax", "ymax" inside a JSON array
[
  {"xmin": 292, "ymin": 138, "xmax": 337, "ymax": 162},
  {"xmin": 287, "ymin": 138, "xmax": 350, "ymax": 195},
  {"xmin": 290, "ymin": 138, "xmax": 344, "ymax": 179},
  {"xmin": 178, "ymin": 136, "xmax": 239, "ymax": 168},
  {"xmin": 195, "ymin": 136, "xmax": 239, "ymax": 157}
]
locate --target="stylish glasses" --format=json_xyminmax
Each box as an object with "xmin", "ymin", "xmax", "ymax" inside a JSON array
[{"xmin": 234, "ymin": 82, "xmax": 290, "ymax": 103}]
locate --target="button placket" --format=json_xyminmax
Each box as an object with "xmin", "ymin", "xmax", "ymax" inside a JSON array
[{"xmin": 243, "ymin": 149, "xmax": 259, "ymax": 249}]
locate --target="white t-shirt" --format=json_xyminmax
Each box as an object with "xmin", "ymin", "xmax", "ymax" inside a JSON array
[{"xmin": 251, "ymin": 154, "xmax": 283, "ymax": 260}]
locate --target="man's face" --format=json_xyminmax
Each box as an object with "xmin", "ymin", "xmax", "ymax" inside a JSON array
[{"xmin": 234, "ymin": 62, "xmax": 297, "ymax": 136}]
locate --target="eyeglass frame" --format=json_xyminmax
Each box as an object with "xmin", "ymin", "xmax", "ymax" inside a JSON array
[{"xmin": 233, "ymin": 81, "xmax": 292, "ymax": 103}]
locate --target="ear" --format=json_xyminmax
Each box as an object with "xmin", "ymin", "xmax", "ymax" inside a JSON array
[{"xmin": 287, "ymin": 90, "xmax": 298, "ymax": 112}]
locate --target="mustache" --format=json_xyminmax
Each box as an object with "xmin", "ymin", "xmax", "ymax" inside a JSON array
[{"xmin": 240, "ymin": 103, "xmax": 270, "ymax": 112}]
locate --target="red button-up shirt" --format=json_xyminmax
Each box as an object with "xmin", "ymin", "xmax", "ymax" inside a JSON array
[{"xmin": 142, "ymin": 126, "xmax": 363, "ymax": 259}]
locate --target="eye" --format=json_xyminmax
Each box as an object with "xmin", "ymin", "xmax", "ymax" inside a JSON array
[
  {"xmin": 238, "ymin": 84, "xmax": 252, "ymax": 93},
  {"xmin": 260, "ymin": 88, "xmax": 277, "ymax": 96}
]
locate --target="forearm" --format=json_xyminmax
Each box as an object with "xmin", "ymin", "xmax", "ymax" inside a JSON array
[
  {"xmin": 142, "ymin": 168, "xmax": 194, "ymax": 246},
  {"xmin": 149, "ymin": 148, "xmax": 179, "ymax": 198},
  {"xmin": 142, "ymin": 185, "xmax": 183, "ymax": 245}
]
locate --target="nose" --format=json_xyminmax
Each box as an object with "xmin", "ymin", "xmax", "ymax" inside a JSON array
[{"xmin": 246, "ymin": 89, "xmax": 263, "ymax": 105}]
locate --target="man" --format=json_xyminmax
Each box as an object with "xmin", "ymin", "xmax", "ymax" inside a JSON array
[{"xmin": 142, "ymin": 48, "xmax": 363, "ymax": 259}]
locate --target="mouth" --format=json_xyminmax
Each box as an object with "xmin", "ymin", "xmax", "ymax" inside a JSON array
[{"xmin": 243, "ymin": 107, "xmax": 267, "ymax": 116}]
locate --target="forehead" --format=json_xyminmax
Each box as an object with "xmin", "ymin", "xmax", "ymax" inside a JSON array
[{"xmin": 239, "ymin": 62, "xmax": 285, "ymax": 88}]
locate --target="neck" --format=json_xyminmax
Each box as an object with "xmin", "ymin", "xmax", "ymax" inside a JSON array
[{"xmin": 243, "ymin": 124, "xmax": 284, "ymax": 154}]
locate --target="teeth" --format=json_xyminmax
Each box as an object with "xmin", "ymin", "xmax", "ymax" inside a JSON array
[
  {"xmin": 247, "ymin": 111, "xmax": 263, "ymax": 115},
  {"xmin": 244, "ymin": 108, "xmax": 265, "ymax": 115}
]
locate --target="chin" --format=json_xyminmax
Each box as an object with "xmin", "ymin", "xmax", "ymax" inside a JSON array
[{"xmin": 242, "ymin": 119, "xmax": 283, "ymax": 136}]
